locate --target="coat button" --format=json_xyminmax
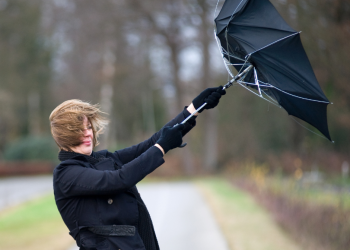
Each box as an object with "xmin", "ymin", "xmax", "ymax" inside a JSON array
[{"xmin": 108, "ymin": 198, "xmax": 113, "ymax": 204}]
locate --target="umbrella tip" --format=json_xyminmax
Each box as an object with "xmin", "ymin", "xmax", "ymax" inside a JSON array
[
  {"xmin": 332, "ymin": 141, "xmax": 335, "ymax": 144},
  {"xmin": 331, "ymin": 102, "xmax": 334, "ymax": 104}
]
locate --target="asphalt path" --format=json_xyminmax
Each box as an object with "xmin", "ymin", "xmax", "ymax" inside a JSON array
[
  {"xmin": 0, "ymin": 175, "xmax": 53, "ymax": 211},
  {"xmin": 69, "ymin": 182, "xmax": 229, "ymax": 250}
]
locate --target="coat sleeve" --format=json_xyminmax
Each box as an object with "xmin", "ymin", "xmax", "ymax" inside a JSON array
[
  {"xmin": 54, "ymin": 146, "xmax": 164, "ymax": 197},
  {"xmin": 113, "ymin": 107, "xmax": 196, "ymax": 165}
]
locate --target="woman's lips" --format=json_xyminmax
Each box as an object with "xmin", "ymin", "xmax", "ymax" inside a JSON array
[{"xmin": 83, "ymin": 140, "xmax": 91, "ymax": 146}]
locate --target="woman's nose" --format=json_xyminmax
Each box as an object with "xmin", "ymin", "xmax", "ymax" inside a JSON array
[{"xmin": 84, "ymin": 128, "xmax": 92, "ymax": 137}]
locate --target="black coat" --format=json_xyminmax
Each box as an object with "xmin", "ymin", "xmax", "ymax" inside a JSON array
[{"xmin": 53, "ymin": 108, "xmax": 196, "ymax": 250}]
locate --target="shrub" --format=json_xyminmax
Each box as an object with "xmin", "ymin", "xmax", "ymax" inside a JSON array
[{"xmin": 3, "ymin": 135, "xmax": 58, "ymax": 161}]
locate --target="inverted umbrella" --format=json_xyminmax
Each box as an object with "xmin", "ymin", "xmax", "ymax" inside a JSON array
[
  {"xmin": 215, "ymin": 0, "xmax": 332, "ymax": 140},
  {"xmin": 182, "ymin": 0, "xmax": 332, "ymax": 141}
]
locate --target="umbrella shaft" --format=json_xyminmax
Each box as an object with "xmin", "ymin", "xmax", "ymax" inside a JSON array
[
  {"xmin": 224, "ymin": 65, "xmax": 254, "ymax": 90},
  {"xmin": 180, "ymin": 103, "xmax": 207, "ymax": 125}
]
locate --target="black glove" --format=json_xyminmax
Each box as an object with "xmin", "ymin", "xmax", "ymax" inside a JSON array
[
  {"xmin": 192, "ymin": 86, "xmax": 226, "ymax": 113},
  {"xmin": 156, "ymin": 124, "xmax": 185, "ymax": 154}
]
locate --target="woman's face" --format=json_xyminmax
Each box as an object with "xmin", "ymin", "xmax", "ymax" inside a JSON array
[{"xmin": 71, "ymin": 116, "xmax": 94, "ymax": 155}]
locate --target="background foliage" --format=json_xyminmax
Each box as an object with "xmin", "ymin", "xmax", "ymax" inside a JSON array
[{"xmin": 0, "ymin": 0, "xmax": 349, "ymax": 174}]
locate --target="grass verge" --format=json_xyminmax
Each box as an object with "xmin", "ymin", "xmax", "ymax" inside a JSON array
[
  {"xmin": 196, "ymin": 178, "xmax": 302, "ymax": 250},
  {"xmin": 0, "ymin": 194, "xmax": 75, "ymax": 250},
  {"xmin": 262, "ymin": 176, "xmax": 350, "ymax": 208},
  {"xmin": 235, "ymin": 176, "xmax": 350, "ymax": 250}
]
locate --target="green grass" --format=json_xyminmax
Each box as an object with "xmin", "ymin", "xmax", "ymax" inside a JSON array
[
  {"xmin": 0, "ymin": 194, "xmax": 73, "ymax": 250},
  {"xmin": 0, "ymin": 194, "xmax": 59, "ymax": 229},
  {"xmin": 196, "ymin": 178, "xmax": 302, "ymax": 250},
  {"xmin": 265, "ymin": 177, "xmax": 350, "ymax": 208}
]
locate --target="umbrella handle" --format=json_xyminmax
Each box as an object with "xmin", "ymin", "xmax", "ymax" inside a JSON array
[
  {"xmin": 172, "ymin": 123, "xmax": 189, "ymax": 148},
  {"xmin": 180, "ymin": 102, "xmax": 207, "ymax": 125},
  {"xmin": 174, "ymin": 103, "xmax": 208, "ymax": 148},
  {"xmin": 174, "ymin": 102, "xmax": 208, "ymax": 148}
]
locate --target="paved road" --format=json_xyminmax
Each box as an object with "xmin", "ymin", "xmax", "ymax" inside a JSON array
[
  {"xmin": 69, "ymin": 182, "xmax": 229, "ymax": 250},
  {"xmin": 0, "ymin": 175, "xmax": 53, "ymax": 211}
]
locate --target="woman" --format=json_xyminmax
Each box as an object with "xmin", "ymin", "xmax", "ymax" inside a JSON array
[{"xmin": 50, "ymin": 86, "xmax": 225, "ymax": 250}]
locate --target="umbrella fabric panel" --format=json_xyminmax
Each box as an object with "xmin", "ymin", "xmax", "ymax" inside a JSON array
[
  {"xmin": 215, "ymin": 0, "xmax": 249, "ymax": 34},
  {"xmin": 214, "ymin": 0, "xmax": 332, "ymax": 141},
  {"xmin": 218, "ymin": 32, "xmax": 246, "ymax": 62},
  {"xmin": 216, "ymin": 0, "xmax": 296, "ymax": 36},
  {"xmin": 217, "ymin": 31, "xmax": 248, "ymax": 74},
  {"xmin": 216, "ymin": 0, "xmax": 296, "ymax": 55},
  {"xmin": 224, "ymin": 25, "xmax": 295, "ymax": 54},
  {"xmin": 229, "ymin": 0, "xmax": 296, "ymax": 32},
  {"xmin": 276, "ymin": 90, "xmax": 331, "ymax": 140},
  {"xmin": 217, "ymin": 32, "xmax": 269, "ymax": 85},
  {"xmin": 250, "ymin": 33, "xmax": 329, "ymax": 102}
]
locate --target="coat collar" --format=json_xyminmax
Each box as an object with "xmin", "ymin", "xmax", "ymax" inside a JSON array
[{"xmin": 58, "ymin": 150, "xmax": 105, "ymax": 165}]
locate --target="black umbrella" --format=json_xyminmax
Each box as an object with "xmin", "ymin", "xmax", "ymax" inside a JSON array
[{"xmin": 210, "ymin": 0, "xmax": 332, "ymax": 141}]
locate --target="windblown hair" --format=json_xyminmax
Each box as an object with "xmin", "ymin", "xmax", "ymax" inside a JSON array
[{"xmin": 49, "ymin": 99, "xmax": 109, "ymax": 150}]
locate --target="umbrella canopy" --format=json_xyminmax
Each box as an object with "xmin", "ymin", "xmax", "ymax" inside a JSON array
[{"xmin": 215, "ymin": 0, "xmax": 332, "ymax": 141}]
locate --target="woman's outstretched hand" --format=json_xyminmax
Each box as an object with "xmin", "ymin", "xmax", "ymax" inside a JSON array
[
  {"xmin": 155, "ymin": 124, "xmax": 185, "ymax": 154},
  {"xmin": 192, "ymin": 86, "xmax": 226, "ymax": 113}
]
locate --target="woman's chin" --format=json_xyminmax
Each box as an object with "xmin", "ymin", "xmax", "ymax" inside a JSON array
[
  {"xmin": 82, "ymin": 146, "xmax": 93, "ymax": 155},
  {"xmin": 72, "ymin": 145, "xmax": 93, "ymax": 155},
  {"xmin": 83, "ymin": 149, "xmax": 93, "ymax": 155}
]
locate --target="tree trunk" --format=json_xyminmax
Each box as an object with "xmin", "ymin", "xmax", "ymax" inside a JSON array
[
  {"xmin": 169, "ymin": 42, "xmax": 195, "ymax": 175},
  {"xmin": 28, "ymin": 91, "xmax": 41, "ymax": 135},
  {"xmin": 99, "ymin": 83, "xmax": 114, "ymax": 149},
  {"xmin": 200, "ymin": 1, "xmax": 218, "ymax": 173}
]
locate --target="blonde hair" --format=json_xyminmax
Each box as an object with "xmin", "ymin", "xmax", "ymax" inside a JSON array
[{"xmin": 49, "ymin": 99, "xmax": 109, "ymax": 150}]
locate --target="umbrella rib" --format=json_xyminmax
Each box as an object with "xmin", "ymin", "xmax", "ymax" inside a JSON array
[
  {"xmin": 221, "ymin": 49, "xmax": 245, "ymax": 62},
  {"xmin": 223, "ymin": 0, "xmax": 247, "ymax": 62},
  {"xmin": 238, "ymin": 80, "xmax": 331, "ymax": 140},
  {"xmin": 223, "ymin": 59, "xmax": 235, "ymax": 78},
  {"xmin": 256, "ymin": 51, "xmax": 326, "ymax": 99},
  {"xmin": 290, "ymin": 116, "xmax": 334, "ymax": 142},
  {"xmin": 249, "ymin": 32, "xmax": 300, "ymax": 55},
  {"xmin": 238, "ymin": 80, "xmax": 279, "ymax": 104},
  {"xmin": 258, "ymin": 80, "xmax": 330, "ymax": 104},
  {"xmin": 227, "ymin": 63, "xmax": 247, "ymax": 66},
  {"xmin": 234, "ymin": 55, "xmax": 251, "ymax": 78},
  {"xmin": 239, "ymin": 78, "xmax": 330, "ymax": 104},
  {"xmin": 216, "ymin": 0, "xmax": 250, "ymax": 24},
  {"xmin": 237, "ymin": 80, "xmax": 281, "ymax": 107},
  {"xmin": 222, "ymin": 50, "xmax": 245, "ymax": 61},
  {"xmin": 214, "ymin": 0, "xmax": 220, "ymax": 19},
  {"xmin": 215, "ymin": 31, "xmax": 254, "ymax": 80},
  {"xmin": 254, "ymin": 68, "xmax": 262, "ymax": 96},
  {"xmin": 215, "ymin": 32, "xmax": 235, "ymax": 77},
  {"xmin": 223, "ymin": 26, "xmax": 297, "ymax": 56},
  {"xmin": 261, "ymin": 89, "xmax": 280, "ymax": 105},
  {"xmin": 227, "ymin": 23, "xmax": 296, "ymax": 34},
  {"xmin": 239, "ymin": 80, "xmax": 269, "ymax": 88}
]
